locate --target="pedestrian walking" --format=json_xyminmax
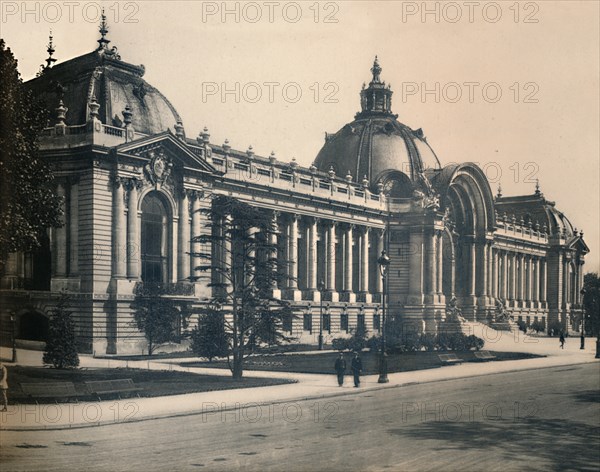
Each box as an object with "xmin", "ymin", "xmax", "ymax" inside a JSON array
[
  {"xmin": 334, "ymin": 352, "xmax": 346, "ymax": 386},
  {"xmin": 559, "ymin": 332, "xmax": 565, "ymax": 349},
  {"xmin": 351, "ymin": 351, "xmax": 362, "ymax": 388},
  {"xmin": 0, "ymin": 362, "xmax": 8, "ymax": 411}
]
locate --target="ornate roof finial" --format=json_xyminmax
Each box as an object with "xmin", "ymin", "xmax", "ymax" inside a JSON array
[
  {"xmin": 45, "ymin": 30, "xmax": 57, "ymax": 70},
  {"xmin": 357, "ymin": 56, "xmax": 394, "ymax": 118},
  {"xmin": 535, "ymin": 178, "xmax": 541, "ymax": 196},
  {"xmin": 97, "ymin": 8, "xmax": 110, "ymax": 50},
  {"xmin": 496, "ymin": 183, "xmax": 502, "ymax": 199},
  {"xmin": 371, "ymin": 55, "xmax": 382, "ymax": 84}
]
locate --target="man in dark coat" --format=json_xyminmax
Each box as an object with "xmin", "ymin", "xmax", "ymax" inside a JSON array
[
  {"xmin": 351, "ymin": 351, "xmax": 362, "ymax": 387},
  {"xmin": 334, "ymin": 353, "xmax": 346, "ymax": 386}
]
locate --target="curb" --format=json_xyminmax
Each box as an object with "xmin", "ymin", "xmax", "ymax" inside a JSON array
[{"xmin": 1, "ymin": 357, "xmax": 597, "ymax": 432}]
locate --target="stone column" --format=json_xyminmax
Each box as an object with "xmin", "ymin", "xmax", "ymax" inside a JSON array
[
  {"xmin": 288, "ymin": 214, "xmax": 299, "ymax": 290},
  {"xmin": 55, "ymin": 181, "xmax": 67, "ymax": 277},
  {"xmin": 126, "ymin": 179, "xmax": 140, "ymax": 279},
  {"xmin": 525, "ymin": 257, "xmax": 533, "ymax": 303},
  {"xmin": 469, "ymin": 240, "xmax": 476, "ymax": 297},
  {"xmin": 532, "ymin": 257, "xmax": 540, "ymax": 308},
  {"xmin": 374, "ymin": 229, "xmax": 384, "ymax": 294},
  {"xmin": 516, "ymin": 254, "xmax": 523, "ymax": 302},
  {"xmin": 425, "ymin": 229, "xmax": 436, "ymax": 303},
  {"xmin": 343, "ymin": 225, "xmax": 354, "ymax": 297},
  {"xmin": 112, "ymin": 177, "xmax": 127, "ymax": 278},
  {"xmin": 360, "ymin": 227, "xmax": 370, "ymax": 293},
  {"xmin": 478, "ymin": 241, "xmax": 488, "ymax": 298},
  {"xmin": 178, "ymin": 189, "xmax": 191, "ymax": 280},
  {"xmin": 436, "ymin": 231, "xmax": 443, "ymax": 301},
  {"xmin": 503, "ymin": 252, "xmax": 510, "ymax": 300},
  {"xmin": 407, "ymin": 228, "xmax": 424, "ymax": 305},
  {"xmin": 540, "ymin": 258, "xmax": 547, "ymax": 304},
  {"xmin": 326, "ymin": 221, "xmax": 337, "ymax": 300},
  {"xmin": 69, "ymin": 179, "xmax": 79, "ymax": 276},
  {"xmin": 509, "ymin": 253, "xmax": 516, "ymax": 301},
  {"xmin": 307, "ymin": 217, "xmax": 318, "ymax": 291},
  {"xmin": 491, "ymin": 247, "xmax": 498, "ymax": 299},
  {"xmin": 562, "ymin": 256, "xmax": 569, "ymax": 306}
]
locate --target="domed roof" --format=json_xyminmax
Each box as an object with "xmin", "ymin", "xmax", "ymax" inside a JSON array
[
  {"xmin": 494, "ymin": 184, "xmax": 578, "ymax": 238},
  {"xmin": 26, "ymin": 20, "xmax": 181, "ymax": 136},
  {"xmin": 313, "ymin": 58, "xmax": 441, "ymax": 184}
]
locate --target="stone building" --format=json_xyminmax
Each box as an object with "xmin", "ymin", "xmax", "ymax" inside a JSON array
[{"xmin": 0, "ymin": 26, "xmax": 589, "ymax": 354}]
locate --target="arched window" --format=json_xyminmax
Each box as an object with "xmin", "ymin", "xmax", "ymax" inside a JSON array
[{"xmin": 141, "ymin": 192, "xmax": 169, "ymax": 283}]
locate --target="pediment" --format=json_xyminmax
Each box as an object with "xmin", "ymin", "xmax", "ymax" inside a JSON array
[
  {"xmin": 115, "ymin": 131, "xmax": 217, "ymax": 175},
  {"xmin": 567, "ymin": 235, "xmax": 590, "ymax": 254}
]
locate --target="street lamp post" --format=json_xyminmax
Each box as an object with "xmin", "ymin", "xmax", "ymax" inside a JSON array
[
  {"xmin": 580, "ymin": 288, "xmax": 586, "ymax": 350},
  {"xmin": 318, "ymin": 279, "xmax": 325, "ymax": 350},
  {"xmin": 377, "ymin": 250, "xmax": 390, "ymax": 384},
  {"xmin": 10, "ymin": 312, "xmax": 16, "ymax": 363}
]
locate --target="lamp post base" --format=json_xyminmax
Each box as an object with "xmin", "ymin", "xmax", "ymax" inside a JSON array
[
  {"xmin": 580, "ymin": 335, "xmax": 585, "ymax": 350},
  {"xmin": 378, "ymin": 352, "xmax": 389, "ymax": 383},
  {"xmin": 318, "ymin": 334, "xmax": 323, "ymax": 351}
]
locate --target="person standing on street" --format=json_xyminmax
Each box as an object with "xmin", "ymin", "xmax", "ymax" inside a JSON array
[
  {"xmin": 351, "ymin": 351, "xmax": 362, "ymax": 388},
  {"xmin": 559, "ymin": 332, "xmax": 566, "ymax": 349},
  {"xmin": 334, "ymin": 352, "xmax": 346, "ymax": 386},
  {"xmin": 0, "ymin": 362, "xmax": 8, "ymax": 411}
]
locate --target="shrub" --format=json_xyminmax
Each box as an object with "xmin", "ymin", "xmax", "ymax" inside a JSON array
[
  {"xmin": 366, "ymin": 335, "xmax": 381, "ymax": 352},
  {"xmin": 420, "ymin": 333, "xmax": 437, "ymax": 352},
  {"xmin": 516, "ymin": 319, "xmax": 527, "ymax": 333},
  {"xmin": 465, "ymin": 334, "xmax": 485, "ymax": 351},
  {"xmin": 43, "ymin": 292, "xmax": 79, "ymax": 369},
  {"xmin": 190, "ymin": 313, "xmax": 229, "ymax": 362},
  {"xmin": 332, "ymin": 337, "xmax": 352, "ymax": 351}
]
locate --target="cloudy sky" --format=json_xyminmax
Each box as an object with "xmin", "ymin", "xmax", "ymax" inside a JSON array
[{"xmin": 2, "ymin": 0, "xmax": 599, "ymax": 271}]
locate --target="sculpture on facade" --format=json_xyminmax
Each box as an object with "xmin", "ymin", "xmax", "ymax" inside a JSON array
[
  {"xmin": 494, "ymin": 298, "xmax": 513, "ymax": 322},
  {"xmin": 446, "ymin": 296, "xmax": 467, "ymax": 323}
]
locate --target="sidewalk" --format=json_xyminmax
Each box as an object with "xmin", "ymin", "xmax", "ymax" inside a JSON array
[{"xmin": 1, "ymin": 334, "xmax": 598, "ymax": 431}]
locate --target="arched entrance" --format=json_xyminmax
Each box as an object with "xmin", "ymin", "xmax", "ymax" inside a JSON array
[{"xmin": 437, "ymin": 164, "xmax": 495, "ymax": 320}]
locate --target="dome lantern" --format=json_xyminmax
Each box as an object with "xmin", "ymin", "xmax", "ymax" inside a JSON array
[{"xmin": 356, "ymin": 56, "xmax": 396, "ymax": 120}]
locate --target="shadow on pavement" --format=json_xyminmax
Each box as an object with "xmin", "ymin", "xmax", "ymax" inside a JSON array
[{"xmin": 388, "ymin": 417, "xmax": 600, "ymax": 471}]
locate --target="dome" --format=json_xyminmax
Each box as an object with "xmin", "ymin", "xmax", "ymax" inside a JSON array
[
  {"xmin": 494, "ymin": 185, "xmax": 577, "ymax": 238},
  {"xmin": 313, "ymin": 58, "xmax": 441, "ymax": 186},
  {"xmin": 26, "ymin": 27, "xmax": 181, "ymax": 136}
]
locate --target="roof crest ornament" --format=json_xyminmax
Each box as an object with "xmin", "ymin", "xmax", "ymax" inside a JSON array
[
  {"xmin": 97, "ymin": 8, "xmax": 121, "ymax": 60},
  {"xmin": 97, "ymin": 8, "xmax": 110, "ymax": 50},
  {"xmin": 45, "ymin": 30, "xmax": 57, "ymax": 70},
  {"xmin": 371, "ymin": 55, "xmax": 382, "ymax": 84}
]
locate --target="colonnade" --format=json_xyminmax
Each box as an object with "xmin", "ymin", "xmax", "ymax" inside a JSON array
[{"xmin": 493, "ymin": 250, "xmax": 548, "ymax": 307}]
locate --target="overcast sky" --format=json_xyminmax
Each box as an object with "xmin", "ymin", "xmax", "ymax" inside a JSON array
[{"xmin": 2, "ymin": 0, "xmax": 599, "ymax": 271}]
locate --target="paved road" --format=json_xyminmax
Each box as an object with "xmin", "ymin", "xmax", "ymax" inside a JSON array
[{"xmin": 1, "ymin": 363, "xmax": 598, "ymax": 472}]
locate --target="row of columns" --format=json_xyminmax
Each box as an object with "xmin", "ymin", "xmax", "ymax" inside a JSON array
[
  {"xmin": 495, "ymin": 250, "xmax": 547, "ymax": 304},
  {"xmin": 277, "ymin": 215, "xmax": 382, "ymax": 299}
]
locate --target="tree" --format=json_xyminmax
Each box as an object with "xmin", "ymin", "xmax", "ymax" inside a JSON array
[
  {"xmin": 0, "ymin": 40, "xmax": 62, "ymax": 265},
  {"xmin": 191, "ymin": 304, "xmax": 228, "ymax": 362},
  {"xmin": 131, "ymin": 282, "xmax": 192, "ymax": 355},
  {"xmin": 43, "ymin": 292, "xmax": 80, "ymax": 369},
  {"xmin": 583, "ymin": 273, "xmax": 600, "ymax": 337},
  {"xmin": 193, "ymin": 195, "xmax": 293, "ymax": 379}
]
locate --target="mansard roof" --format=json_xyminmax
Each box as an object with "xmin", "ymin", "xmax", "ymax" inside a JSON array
[{"xmin": 26, "ymin": 49, "xmax": 182, "ymax": 136}]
